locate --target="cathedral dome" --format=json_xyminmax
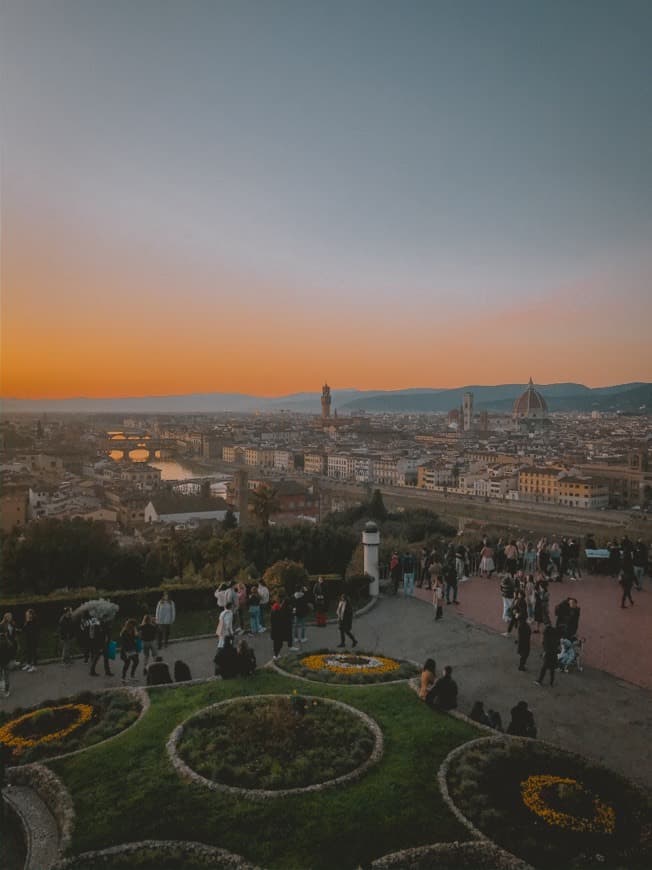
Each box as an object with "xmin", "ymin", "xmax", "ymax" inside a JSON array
[{"xmin": 513, "ymin": 378, "xmax": 548, "ymax": 418}]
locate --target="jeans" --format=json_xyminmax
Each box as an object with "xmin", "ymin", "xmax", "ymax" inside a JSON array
[
  {"xmin": 90, "ymin": 647, "xmax": 111, "ymax": 675},
  {"xmin": 538, "ymin": 654, "xmax": 557, "ymax": 686},
  {"xmin": 633, "ymin": 566, "xmax": 644, "ymax": 588},
  {"xmin": 249, "ymin": 605, "xmax": 261, "ymax": 634},
  {"xmin": 61, "ymin": 638, "xmax": 73, "ymax": 664},
  {"xmin": 502, "ymin": 597, "xmax": 513, "ymax": 622},
  {"xmin": 293, "ymin": 615, "xmax": 306, "ymax": 642},
  {"xmin": 446, "ymin": 582, "xmax": 458, "ymax": 603},
  {"xmin": 142, "ymin": 641, "xmax": 158, "ymax": 666},
  {"xmin": 0, "ymin": 663, "xmax": 9, "ymax": 691},
  {"xmin": 403, "ymin": 573, "xmax": 415, "ymax": 596},
  {"xmin": 158, "ymin": 625, "xmax": 171, "ymax": 647},
  {"xmin": 121, "ymin": 652, "xmax": 139, "ymax": 679}
]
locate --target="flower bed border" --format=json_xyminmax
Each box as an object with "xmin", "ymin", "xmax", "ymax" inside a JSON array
[
  {"xmin": 370, "ymin": 840, "xmax": 533, "ymax": 869},
  {"xmin": 51, "ymin": 839, "xmax": 261, "ymax": 869},
  {"xmin": 440, "ymin": 735, "xmax": 650, "ymax": 867},
  {"xmin": 4, "ymin": 687, "xmax": 149, "ymax": 767},
  {"xmin": 167, "ymin": 694, "xmax": 384, "ymax": 801},
  {"xmin": 7, "ymin": 762, "xmax": 76, "ymax": 856},
  {"xmin": 270, "ymin": 651, "xmax": 420, "ymax": 687}
]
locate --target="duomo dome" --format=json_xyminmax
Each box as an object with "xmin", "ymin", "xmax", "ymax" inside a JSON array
[{"xmin": 513, "ymin": 378, "xmax": 548, "ymax": 419}]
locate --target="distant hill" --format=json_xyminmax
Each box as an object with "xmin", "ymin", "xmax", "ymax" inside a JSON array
[{"xmin": 1, "ymin": 382, "xmax": 649, "ymax": 415}]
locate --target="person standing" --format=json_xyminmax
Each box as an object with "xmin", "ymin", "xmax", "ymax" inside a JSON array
[
  {"xmin": 524, "ymin": 574, "xmax": 536, "ymax": 622},
  {"xmin": 479, "ymin": 542, "xmax": 495, "ymax": 578},
  {"xmin": 21, "ymin": 609, "xmax": 39, "ymax": 672},
  {"xmin": 292, "ymin": 583, "xmax": 309, "ymax": 645},
  {"xmin": 443, "ymin": 554, "xmax": 459, "ymax": 605},
  {"xmin": 432, "ymin": 576, "xmax": 444, "ymax": 620},
  {"xmin": 139, "ymin": 614, "xmax": 159, "ymax": 672},
  {"xmin": 633, "ymin": 539, "xmax": 647, "ymax": 591},
  {"xmin": 312, "ymin": 576, "xmax": 328, "ymax": 628},
  {"xmin": 257, "ymin": 578, "xmax": 270, "ymax": 629},
  {"xmin": 535, "ymin": 624, "xmax": 560, "ymax": 688},
  {"xmin": 89, "ymin": 619, "xmax": 114, "ymax": 677},
  {"xmin": 58, "ymin": 607, "xmax": 75, "ymax": 665},
  {"xmin": 500, "ymin": 574, "xmax": 515, "ymax": 623},
  {"xmin": 155, "ymin": 591, "xmax": 176, "ymax": 648},
  {"xmin": 119, "ymin": 619, "xmax": 140, "ymax": 682},
  {"xmin": 516, "ymin": 616, "xmax": 531, "ymax": 671},
  {"xmin": 0, "ymin": 631, "xmax": 13, "ymax": 698},
  {"xmin": 215, "ymin": 601, "xmax": 234, "ymax": 650},
  {"xmin": 389, "ymin": 551, "xmax": 401, "ymax": 595},
  {"xmin": 402, "ymin": 551, "xmax": 416, "ymax": 597},
  {"xmin": 336, "ymin": 593, "xmax": 358, "ymax": 648},
  {"xmin": 270, "ymin": 595, "xmax": 293, "ymax": 660},
  {"xmin": 504, "ymin": 540, "xmax": 519, "ymax": 576},
  {"xmin": 247, "ymin": 584, "xmax": 262, "ymax": 635},
  {"xmin": 619, "ymin": 568, "xmax": 635, "ymax": 608}
]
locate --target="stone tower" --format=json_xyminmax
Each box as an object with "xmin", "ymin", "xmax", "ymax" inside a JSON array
[
  {"xmin": 321, "ymin": 383, "xmax": 332, "ymax": 420},
  {"xmin": 463, "ymin": 391, "xmax": 474, "ymax": 431}
]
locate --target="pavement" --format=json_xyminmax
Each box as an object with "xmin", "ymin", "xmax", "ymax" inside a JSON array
[{"xmin": 2, "ymin": 580, "xmax": 651, "ymax": 791}]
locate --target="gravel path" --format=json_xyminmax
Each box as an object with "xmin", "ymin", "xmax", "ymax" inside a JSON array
[{"xmin": 2, "ymin": 784, "xmax": 60, "ymax": 870}]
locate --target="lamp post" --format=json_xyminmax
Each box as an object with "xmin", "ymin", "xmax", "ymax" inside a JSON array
[{"xmin": 362, "ymin": 521, "xmax": 380, "ymax": 597}]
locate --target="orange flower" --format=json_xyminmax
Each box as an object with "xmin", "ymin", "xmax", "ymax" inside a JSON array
[
  {"xmin": 0, "ymin": 703, "xmax": 94, "ymax": 751},
  {"xmin": 301, "ymin": 653, "xmax": 400, "ymax": 675}
]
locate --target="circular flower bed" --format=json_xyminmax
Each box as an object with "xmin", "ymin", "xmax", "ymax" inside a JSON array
[
  {"xmin": 277, "ymin": 648, "xmax": 419, "ymax": 684},
  {"xmin": 0, "ymin": 690, "xmax": 143, "ymax": 764},
  {"xmin": 446, "ymin": 737, "xmax": 651, "ymax": 869},
  {"xmin": 171, "ymin": 694, "xmax": 382, "ymax": 796}
]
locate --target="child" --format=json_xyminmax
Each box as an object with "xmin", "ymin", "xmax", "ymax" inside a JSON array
[{"xmin": 432, "ymin": 577, "xmax": 444, "ymax": 620}]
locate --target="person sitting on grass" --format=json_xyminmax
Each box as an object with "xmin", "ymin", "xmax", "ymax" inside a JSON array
[
  {"xmin": 426, "ymin": 665, "xmax": 458, "ymax": 711},
  {"xmin": 236, "ymin": 639, "xmax": 257, "ymax": 677},
  {"xmin": 418, "ymin": 658, "xmax": 436, "ymax": 701},
  {"xmin": 146, "ymin": 656, "xmax": 172, "ymax": 686}
]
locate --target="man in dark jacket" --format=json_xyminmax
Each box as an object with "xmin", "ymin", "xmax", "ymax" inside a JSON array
[
  {"xmin": 58, "ymin": 607, "xmax": 75, "ymax": 665},
  {"xmin": 535, "ymin": 625, "xmax": 560, "ymax": 688},
  {"xmin": 426, "ymin": 665, "xmax": 458, "ymax": 710}
]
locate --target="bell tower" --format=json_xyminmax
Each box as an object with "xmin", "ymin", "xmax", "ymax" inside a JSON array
[{"xmin": 321, "ymin": 383, "xmax": 332, "ymax": 420}]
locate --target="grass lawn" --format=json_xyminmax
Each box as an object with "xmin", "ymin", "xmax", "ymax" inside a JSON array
[{"xmin": 48, "ymin": 670, "xmax": 477, "ymax": 869}]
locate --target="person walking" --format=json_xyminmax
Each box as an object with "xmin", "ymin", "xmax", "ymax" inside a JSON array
[
  {"xmin": 516, "ymin": 616, "xmax": 531, "ymax": 671},
  {"xmin": 336, "ymin": 593, "xmax": 358, "ymax": 648},
  {"xmin": 535, "ymin": 624, "xmax": 560, "ymax": 688},
  {"xmin": 619, "ymin": 568, "xmax": 635, "ymax": 608},
  {"xmin": 89, "ymin": 619, "xmax": 114, "ymax": 677},
  {"xmin": 155, "ymin": 591, "xmax": 176, "ymax": 648},
  {"xmin": 633, "ymin": 539, "xmax": 647, "ymax": 591},
  {"xmin": 119, "ymin": 619, "xmax": 140, "ymax": 683},
  {"xmin": 58, "ymin": 607, "xmax": 75, "ymax": 665}
]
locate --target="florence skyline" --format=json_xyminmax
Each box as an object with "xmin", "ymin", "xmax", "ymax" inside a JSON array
[{"xmin": 2, "ymin": 1, "xmax": 652, "ymax": 399}]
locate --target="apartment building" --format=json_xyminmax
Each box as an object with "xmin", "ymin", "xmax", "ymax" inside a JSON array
[
  {"xmin": 518, "ymin": 467, "xmax": 562, "ymax": 503},
  {"xmin": 557, "ymin": 476, "xmax": 609, "ymax": 509},
  {"xmin": 304, "ymin": 452, "xmax": 326, "ymax": 475},
  {"xmin": 417, "ymin": 463, "xmax": 454, "ymax": 489}
]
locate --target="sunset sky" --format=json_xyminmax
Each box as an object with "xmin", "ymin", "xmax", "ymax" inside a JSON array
[{"xmin": 2, "ymin": 0, "xmax": 651, "ymax": 399}]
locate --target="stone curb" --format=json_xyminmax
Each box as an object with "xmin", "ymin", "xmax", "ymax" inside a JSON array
[
  {"xmin": 370, "ymin": 840, "xmax": 533, "ymax": 869},
  {"xmin": 50, "ymin": 839, "xmax": 262, "ymax": 869},
  {"xmin": 7, "ymin": 762, "xmax": 75, "ymax": 856},
  {"xmin": 167, "ymin": 693, "xmax": 384, "ymax": 801},
  {"xmin": 2, "ymin": 787, "xmax": 32, "ymax": 868}
]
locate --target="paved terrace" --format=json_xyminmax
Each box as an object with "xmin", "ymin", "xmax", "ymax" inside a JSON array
[{"xmin": 2, "ymin": 577, "xmax": 651, "ymax": 791}]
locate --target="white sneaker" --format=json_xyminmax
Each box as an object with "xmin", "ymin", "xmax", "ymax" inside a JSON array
[
  {"xmin": 27, "ymin": 666, "xmax": 37, "ymax": 673},
  {"xmin": 289, "ymin": 646, "xmax": 300, "ymax": 651},
  {"xmin": 273, "ymin": 655, "xmax": 279, "ymax": 661},
  {"xmin": 258, "ymin": 627, "xmax": 267, "ymax": 633},
  {"xmin": 21, "ymin": 664, "xmax": 30, "ymax": 671},
  {"xmin": 3, "ymin": 690, "xmax": 9, "ymax": 698}
]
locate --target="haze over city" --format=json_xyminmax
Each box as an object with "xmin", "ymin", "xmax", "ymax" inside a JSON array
[{"xmin": 2, "ymin": 0, "xmax": 652, "ymax": 399}]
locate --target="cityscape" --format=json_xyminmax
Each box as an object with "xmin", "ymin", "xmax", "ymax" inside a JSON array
[{"xmin": 1, "ymin": 2, "xmax": 651, "ymax": 870}]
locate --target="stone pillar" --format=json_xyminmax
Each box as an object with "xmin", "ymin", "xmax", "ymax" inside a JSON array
[{"xmin": 362, "ymin": 521, "xmax": 380, "ymax": 597}]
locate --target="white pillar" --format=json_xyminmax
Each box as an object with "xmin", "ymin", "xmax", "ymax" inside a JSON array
[{"xmin": 362, "ymin": 521, "xmax": 380, "ymax": 597}]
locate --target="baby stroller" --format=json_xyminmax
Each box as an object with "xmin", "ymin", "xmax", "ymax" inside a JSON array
[{"xmin": 558, "ymin": 637, "xmax": 584, "ymax": 673}]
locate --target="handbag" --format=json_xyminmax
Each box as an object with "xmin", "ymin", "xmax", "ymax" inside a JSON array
[{"xmin": 107, "ymin": 640, "xmax": 117, "ymax": 660}]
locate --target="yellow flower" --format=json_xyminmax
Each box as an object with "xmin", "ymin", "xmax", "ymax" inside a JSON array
[
  {"xmin": 0, "ymin": 703, "xmax": 94, "ymax": 752},
  {"xmin": 300, "ymin": 653, "xmax": 401, "ymax": 675},
  {"xmin": 520, "ymin": 775, "xmax": 616, "ymax": 835}
]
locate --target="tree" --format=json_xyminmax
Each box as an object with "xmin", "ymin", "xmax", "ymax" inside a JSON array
[
  {"xmin": 368, "ymin": 489, "xmax": 388, "ymax": 522},
  {"xmin": 250, "ymin": 485, "xmax": 281, "ymax": 528},
  {"xmin": 262, "ymin": 559, "xmax": 309, "ymax": 601}
]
